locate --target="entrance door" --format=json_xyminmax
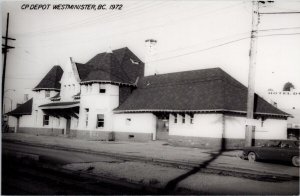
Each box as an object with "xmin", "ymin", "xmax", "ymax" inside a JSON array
[
  {"xmin": 66, "ymin": 118, "xmax": 71, "ymax": 135},
  {"xmin": 156, "ymin": 119, "xmax": 169, "ymax": 140}
]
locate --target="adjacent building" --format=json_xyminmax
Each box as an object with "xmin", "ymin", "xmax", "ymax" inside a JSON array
[{"xmin": 8, "ymin": 47, "xmax": 290, "ymax": 149}]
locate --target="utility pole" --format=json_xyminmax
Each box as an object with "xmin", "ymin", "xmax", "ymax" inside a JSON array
[
  {"xmin": 245, "ymin": 1, "xmax": 273, "ymax": 147},
  {"xmin": 2, "ymin": 13, "xmax": 16, "ymax": 112},
  {"xmin": 245, "ymin": 0, "xmax": 259, "ymax": 147}
]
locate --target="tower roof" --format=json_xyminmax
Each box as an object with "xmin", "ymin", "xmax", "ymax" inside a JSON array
[
  {"xmin": 33, "ymin": 65, "xmax": 63, "ymax": 91},
  {"xmin": 75, "ymin": 47, "xmax": 144, "ymax": 86}
]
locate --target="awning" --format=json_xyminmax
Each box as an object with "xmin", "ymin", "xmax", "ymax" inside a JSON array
[{"xmin": 39, "ymin": 101, "xmax": 80, "ymax": 119}]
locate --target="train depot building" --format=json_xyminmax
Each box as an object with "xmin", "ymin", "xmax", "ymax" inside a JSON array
[{"xmin": 7, "ymin": 47, "xmax": 290, "ymax": 149}]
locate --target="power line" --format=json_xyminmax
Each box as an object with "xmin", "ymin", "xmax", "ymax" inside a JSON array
[
  {"xmin": 259, "ymin": 32, "xmax": 300, "ymax": 37},
  {"xmin": 7, "ymin": 31, "xmax": 300, "ymax": 82},
  {"xmin": 149, "ymin": 32, "xmax": 300, "ymax": 63},
  {"xmin": 15, "ymin": 2, "xmax": 247, "ymax": 49},
  {"xmin": 259, "ymin": 11, "xmax": 300, "ymax": 14},
  {"xmin": 150, "ymin": 37, "xmax": 250, "ymax": 63},
  {"xmin": 14, "ymin": 2, "xmax": 169, "ymax": 37},
  {"xmin": 14, "ymin": 2, "xmax": 156, "ymax": 36},
  {"xmin": 14, "ymin": 1, "xmax": 245, "ymax": 39},
  {"xmin": 157, "ymin": 31, "xmax": 250, "ymax": 56},
  {"xmin": 259, "ymin": 26, "xmax": 300, "ymax": 32}
]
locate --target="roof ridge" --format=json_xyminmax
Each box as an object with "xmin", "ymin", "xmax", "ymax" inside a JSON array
[
  {"xmin": 142, "ymin": 67, "xmax": 223, "ymax": 78},
  {"xmin": 139, "ymin": 77, "xmax": 223, "ymax": 89}
]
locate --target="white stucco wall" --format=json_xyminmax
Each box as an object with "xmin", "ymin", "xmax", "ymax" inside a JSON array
[
  {"xmin": 77, "ymin": 83, "xmax": 119, "ymax": 132},
  {"xmin": 19, "ymin": 115, "xmax": 34, "ymax": 127},
  {"xmin": 113, "ymin": 113, "xmax": 157, "ymax": 135},
  {"xmin": 224, "ymin": 115, "xmax": 245, "ymax": 139},
  {"xmin": 169, "ymin": 113, "xmax": 223, "ymax": 138},
  {"xmin": 224, "ymin": 115, "xmax": 287, "ymax": 140},
  {"xmin": 255, "ymin": 118, "xmax": 287, "ymax": 139}
]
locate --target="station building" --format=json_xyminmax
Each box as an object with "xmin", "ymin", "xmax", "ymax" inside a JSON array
[{"xmin": 8, "ymin": 47, "xmax": 290, "ymax": 149}]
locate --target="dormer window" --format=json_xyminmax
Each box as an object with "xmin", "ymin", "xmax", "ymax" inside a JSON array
[
  {"xmin": 130, "ymin": 58, "xmax": 139, "ymax": 65},
  {"xmin": 45, "ymin": 91, "xmax": 50, "ymax": 98}
]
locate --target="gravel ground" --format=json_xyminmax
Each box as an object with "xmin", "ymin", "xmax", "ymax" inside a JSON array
[
  {"xmin": 63, "ymin": 160, "xmax": 299, "ymax": 195},
  {"xmin": 3, "ymin": 133, "xmax": 299, "ymax": 177}
]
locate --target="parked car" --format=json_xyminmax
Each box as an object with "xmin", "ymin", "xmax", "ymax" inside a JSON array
[{"xmin": 242, "ymin": 140, "xmax": 300, "ymax": 167}]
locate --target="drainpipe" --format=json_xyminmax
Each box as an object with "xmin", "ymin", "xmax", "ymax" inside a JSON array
[
  {"xmin": 15, "ymin": 116, "xmax": 20, "ymax": 133},
  {"xmin": 153, "ymin": 115, "xmax": 157, "ymax": 140}
]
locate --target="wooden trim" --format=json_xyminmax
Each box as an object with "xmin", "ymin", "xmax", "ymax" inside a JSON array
[{"xmin": 114, "ymin": 109, "xmax": 289, "ymax": 118}]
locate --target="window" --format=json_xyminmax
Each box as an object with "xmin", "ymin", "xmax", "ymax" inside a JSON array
[
  {"xmin": 126, "ymin": 118, "xmax": 131, "ymax": 125},
  {"xmin": 99, "ymin": 86, "xmax": 106, "ymax": 93},
  {"xmin": 174, "ymin": 114, "xmax": 177, "ymax": 123},
  {"xmin": 97, "ymin": 114, "xmax": 104, "ymax": 128},
  {"xmin": 85, "ymin": 108, "xmax": 89, "ymax": 127},
  {"xmin": 43, "ymin": 115, "xmax": 49, "ymax": 126},
  {"xmin": 130, "ymin": 58, "xmax": 139, "ymax": 64},
  {"xmin": 45, "ymin": 91, "xmax": 50, "ymax": 98},
  {"xmin": 190, "ymin": 114, "xmax": 194, "ymax": 124},
  {"xmin": 182, "ymin": 114, "xmax": 185, "ymax": 124}
]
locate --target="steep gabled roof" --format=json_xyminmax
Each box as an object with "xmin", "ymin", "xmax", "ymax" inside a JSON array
[
  {"xmin": 33, "ymin": 65, "xmax": 63, "ymax": 91},
  {"xmin": 6, "ymin": 98, "xmax": 33, "ymax": 117},
  {"xmin": 115, "ymin": 68, "xmax": 289, "ymax": 118},
  {"xmin": 75, "ymin": 47, "xmax": 144, "ymax": 86}
]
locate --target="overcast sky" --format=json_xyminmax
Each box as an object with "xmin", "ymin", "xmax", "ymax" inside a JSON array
[{"xmin": 2, "ymin": 0, "xmax": 300, "ymax": 112}]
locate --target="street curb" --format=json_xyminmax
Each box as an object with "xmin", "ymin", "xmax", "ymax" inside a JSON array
[{"xmin": 3, "ymin": 138, "xmax": 299, "ymax": 180}]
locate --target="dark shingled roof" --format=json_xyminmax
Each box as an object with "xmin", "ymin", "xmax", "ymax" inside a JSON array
[
  {"xmin": 115, "ymin": 68, "xmax": 289, "ymax": 117},
  {"xmin": 75, "ymin": 47, "xmax": 144, "ymax": 85},
  {"xmin": 7, "ymin": 98, "xmax": 33, "ymax": 117},
  {"xmin": 33, "ymin": 65, "xmax": 63, "ymax": 91}
]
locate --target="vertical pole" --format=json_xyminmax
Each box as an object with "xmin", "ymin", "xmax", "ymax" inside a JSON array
[
  {"xmin": 245, "ymin": 1, "xmax": 259, "ymax": 147},
  {"xmin": 2, "ymin": 13, "xmax": 9, "ymax": 110},
  {"xmin": 16, "ymin": 116, "xmax": 19, "ymax": 133}
]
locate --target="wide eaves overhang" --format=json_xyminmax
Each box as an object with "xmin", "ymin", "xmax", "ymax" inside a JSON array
[{"xmin": 39, "ymin": 101, "xmax": 80, "ymax": 119}]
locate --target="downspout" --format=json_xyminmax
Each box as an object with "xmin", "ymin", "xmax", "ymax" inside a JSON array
[
  {"xmin": 15, "ymin": 116, "xmax": 20, "ymax": 133},
  {"xmin": 221, "ymin": 114, "xmax": 226, "ymax": 150}
]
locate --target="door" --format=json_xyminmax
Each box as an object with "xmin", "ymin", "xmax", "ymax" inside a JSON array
[
  {"xmin": 66, "ymin": 118, "xmax": 71, "ymax": 135},
  {"xmin": 156, "ymin": 119, "xmax": 169, "ymax": 140}
]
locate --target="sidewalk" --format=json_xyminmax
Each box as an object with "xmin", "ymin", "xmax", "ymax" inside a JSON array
[{"xmin": 2, "ymin": 133, "xmax": 299, "ymax": 178}]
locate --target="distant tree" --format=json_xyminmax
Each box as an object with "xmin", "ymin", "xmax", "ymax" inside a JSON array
[{"xmin": 283, "ymin": 82, "xmax": 295, "ymax": 91}]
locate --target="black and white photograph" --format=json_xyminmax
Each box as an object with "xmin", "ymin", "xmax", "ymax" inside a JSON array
[{"xmin": 1, "ymin": 0, "xmax": 300, "ymax": 195}]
